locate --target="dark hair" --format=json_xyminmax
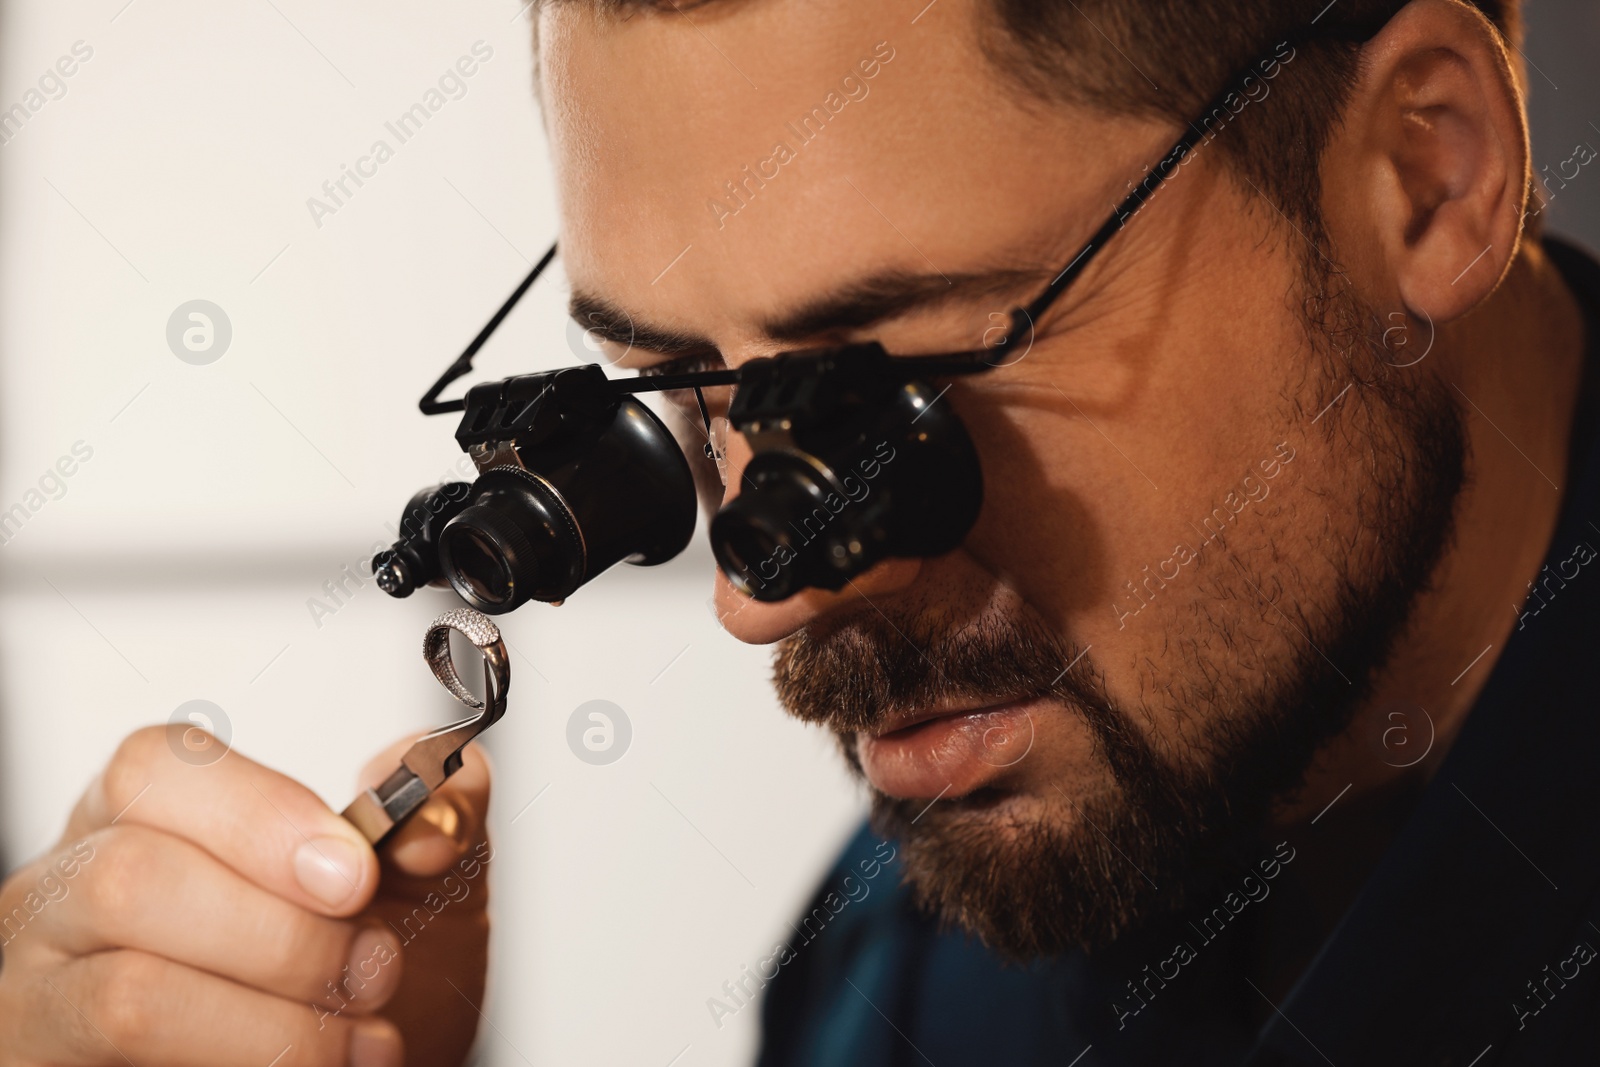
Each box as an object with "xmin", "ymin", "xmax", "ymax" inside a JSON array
[{"xmin": 979, "ymin": 0, "xmax": 1521, "ymax": 233}]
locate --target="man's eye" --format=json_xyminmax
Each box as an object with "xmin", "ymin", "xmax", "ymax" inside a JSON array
[
  {"xmin": 638, "ymin": 352, "xmax": 726, "ymax": 378},
  {"xmin": 636, "ymin": 351, "xmax": 735, "ymax": 439}
]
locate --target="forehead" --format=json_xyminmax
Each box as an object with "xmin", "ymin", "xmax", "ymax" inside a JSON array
[{"xmin": 538, "ymin": 0, "xmax": 1137, "ymax": 345}]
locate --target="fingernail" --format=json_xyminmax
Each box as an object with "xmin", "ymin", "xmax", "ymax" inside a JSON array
[
  {"xmin": 294, "ymin": 835, "xmax": 364, "ymax": 908},
  {"xmin": 345, "ymin": 925, "xmax": 403, "ymax": 1006},
  {"xmin": 416, "ymin": 795, "xmax": 469, "ymax": 846},
  {"xmin": 349, "ymin": 1019, "xmax": 403, "ymax": 1067}
]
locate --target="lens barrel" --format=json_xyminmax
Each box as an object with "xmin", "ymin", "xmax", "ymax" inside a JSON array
[
  {"xmin": 709, "ymin": 346, "xmax": 983, "ymax": 602},
  {"xmin": 712, "ymin": 455, "xmax": 845, "ymax": 602},
  {"xmin": 436, "ymin": 366, "xmax": 697, "ymax": 614},
  {"xmin": 437, "ymin": 469, "xmax": 585, "ymax": 612}
]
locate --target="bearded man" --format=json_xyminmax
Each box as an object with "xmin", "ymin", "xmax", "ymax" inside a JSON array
[{"xmin": 2, "ymin": 1, "xmax": 1596, "ymax": 1064}]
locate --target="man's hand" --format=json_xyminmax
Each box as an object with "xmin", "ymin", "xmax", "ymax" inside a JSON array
[
  {"xmin": 0, "ymin": 725, "xmax": 492, "ymax": 1066},
  {"xmin": 352, "ymin": 733, "xmax": 492, "ymax": 1065}
]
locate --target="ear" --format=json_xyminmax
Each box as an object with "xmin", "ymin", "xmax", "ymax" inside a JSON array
[{"xmin": 1325, "ymin": 0, "xmax": 1529, "ymax": 322}]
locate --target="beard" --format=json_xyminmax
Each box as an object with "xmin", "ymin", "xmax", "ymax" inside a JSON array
[{"xmin": 770, "ymin": 267, "xmax": 1469, "ymax": 960}]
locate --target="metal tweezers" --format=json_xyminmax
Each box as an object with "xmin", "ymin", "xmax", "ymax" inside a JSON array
[{"xmin": 341, "ymin": 608, "xmax": 509, "ymax": 846}]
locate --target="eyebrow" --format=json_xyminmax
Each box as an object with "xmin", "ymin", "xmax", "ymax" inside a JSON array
[
  {"xmin": 569, "ymin": 265, "xmax": 1050, "ymax": 357},
  {"xmin": 568, "ymin": 293, "xmax": 717, "ymax": 356}
]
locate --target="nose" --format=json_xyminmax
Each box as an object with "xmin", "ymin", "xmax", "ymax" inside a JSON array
[
  {"xmin": 708, "ymin": 423, "xmax": 924, "ymax": 644},
  {"xmin": 712, "ymin": 559, "xmax": 924, "ymax": 644}
]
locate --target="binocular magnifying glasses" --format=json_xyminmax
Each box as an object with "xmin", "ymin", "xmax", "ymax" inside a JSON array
[{"xmin": 372, "ymin": 38, "xmax": 1296, "ymax": 613}]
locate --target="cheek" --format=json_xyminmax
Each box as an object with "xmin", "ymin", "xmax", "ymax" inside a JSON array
[
  {"xmin": 958, "ymin": 390, "xmax": 1109, "ymax": 628},
  {"xmin": 956, "ymin": 296, "xmax": 1314, "ymax": 672}
]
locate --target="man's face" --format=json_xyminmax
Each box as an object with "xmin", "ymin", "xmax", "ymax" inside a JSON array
[{"xmin": 542, "ymin": 0, "xmax": 1465, "ymax": 954}]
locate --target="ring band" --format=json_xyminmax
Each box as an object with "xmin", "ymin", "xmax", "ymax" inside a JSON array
[{"xmin": 423, "ymin": 607, "xmax": 506, "ymax": 710}]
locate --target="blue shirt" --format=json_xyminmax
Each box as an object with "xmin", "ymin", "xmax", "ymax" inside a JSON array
[{"xmin": 756, "ymin": 238, "xmax": 1600, "ymax": 1067}]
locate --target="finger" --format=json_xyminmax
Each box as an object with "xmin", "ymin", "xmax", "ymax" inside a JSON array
[
  {"xmin": 62, "ymin": 725, "xmax": 378, "ymax": 917},
  {"xmin": 359, "ymin": 737, "xmax": 492, "ymax": 880},
  {"xmin": 39, "ymin": 949, "xmax": 403, "ymax": 1067},
  {"xmin": 27, "ymin": 824, "xmax": 402, "ymax": 1012}
]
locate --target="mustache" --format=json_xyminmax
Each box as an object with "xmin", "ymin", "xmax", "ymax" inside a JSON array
[{"xmin": 772, "ymin": 602, "xmax": 1101, "ymax": 736}]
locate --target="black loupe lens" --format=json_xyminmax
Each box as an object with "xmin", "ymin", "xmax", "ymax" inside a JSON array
[
  {"xmin": 710, "ymin": 470, "xmax": 830, "ymax": 602},
  {"xmin": 451, "ymin": 529, "xmax": 515, "ymax": 606},
  {"xmin": 713, "ymin": 507, "xmax": 795, "ymax": 600},
  {"xmin": 439, "ymin": 504, "xmax": 540, "ymax": 614}
]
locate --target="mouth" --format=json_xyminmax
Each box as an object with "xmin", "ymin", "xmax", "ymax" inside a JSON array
[{"xmin": 856, "ymin": 697, "xmax": 1040, "ymax": 800}]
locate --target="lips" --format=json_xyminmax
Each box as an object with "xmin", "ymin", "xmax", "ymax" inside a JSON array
[{"xmin": 856, "ymin": 699, "xmax": 1039, "ymax": 800}]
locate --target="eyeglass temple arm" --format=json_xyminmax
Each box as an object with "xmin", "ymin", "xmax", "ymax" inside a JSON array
[
  {"xmin": 419, "ymin": 241, "xmax": 561, "ymax": 415},
  {"xmin": 995, "ymin": 135, "xmax": 1199, "ymax": 354},
  {"xmin": 991, "ymin": 25, "xmax": 1349, "ymax": 354}
]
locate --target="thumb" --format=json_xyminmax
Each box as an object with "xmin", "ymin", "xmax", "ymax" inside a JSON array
[{"xmin": 357, "ymin": 734, "xmax": 492, "ymax": 883}]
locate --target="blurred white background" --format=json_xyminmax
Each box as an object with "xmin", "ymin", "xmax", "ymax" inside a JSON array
[
  {"xmin": 0, "ymin": 1, "xmax": 1594, "ymax": 1065},
  {"xmin": 0, "ymin": 2, "xmax": 862, "ymax": 1065}
]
